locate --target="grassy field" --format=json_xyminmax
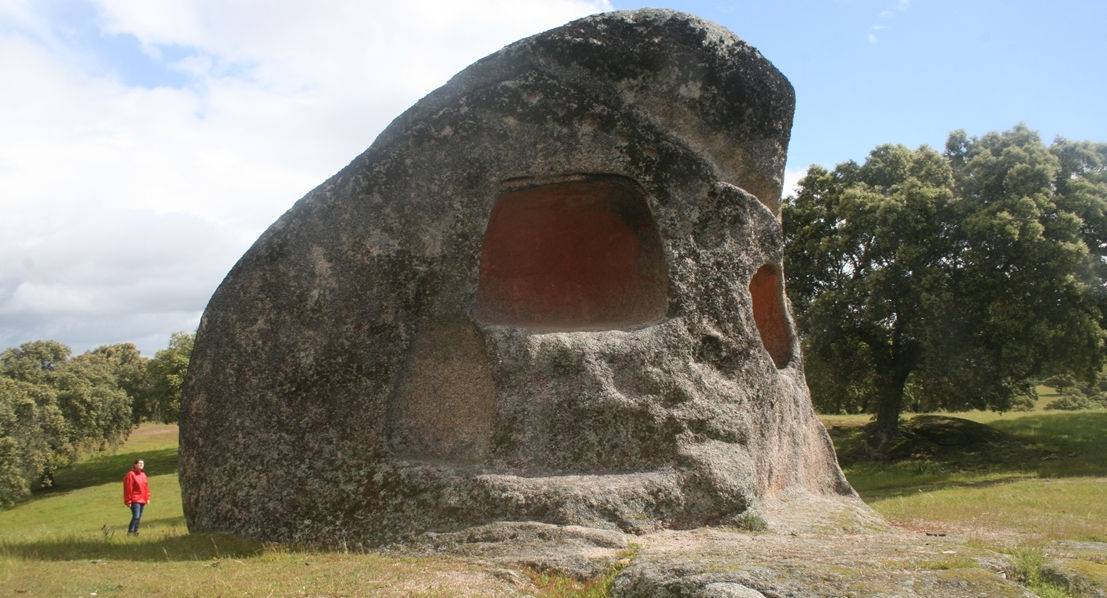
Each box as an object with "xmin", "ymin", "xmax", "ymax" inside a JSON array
[
  {"xmin": 2, "ymin": 401, "xmax": 1105, "ymax": 596},
  {"xmin": 823, "ymin": 404, "xmax": 1107, "ymax": 597},
  {"xmin": 823, "ymin": 406, "xmax": 1107, "ymax": 543},
  {"xmin": 0, "ymin": 425, "xmax": 525, "ymax": 597}
]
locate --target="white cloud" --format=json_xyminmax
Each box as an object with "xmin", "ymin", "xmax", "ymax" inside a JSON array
[
  {"xmin": 872, "ymin": 0, "xmax": 908, "ymax": 43},
  {"xmin": 782, "ymin": 167, "xmax": 808, "ymax": 198},
  {"xmin": 0, "ymin": 0, "xmax": 611, "ymax": 354}
]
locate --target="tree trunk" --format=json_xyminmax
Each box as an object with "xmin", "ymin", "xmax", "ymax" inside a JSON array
[
  {"xmin": 873, "ymin": 375, "xmax": 907, "ymax": 446},
  {"xmin": 867, "ymin": 354, "xmax": 912, "ymax": 447},
  {"xmin": 870, "ymin": 333, "xmax": 919, "ymax": 449}
]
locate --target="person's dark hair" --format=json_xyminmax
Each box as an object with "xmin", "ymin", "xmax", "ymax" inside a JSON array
[{"xmin": 134, "ymin": 459, "xmax": 142, "ymax": 465}]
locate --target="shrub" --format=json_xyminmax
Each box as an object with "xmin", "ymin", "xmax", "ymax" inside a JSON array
[{"xmin": 732, "ymin": 511, "xmax": 768, "ymax": 532}]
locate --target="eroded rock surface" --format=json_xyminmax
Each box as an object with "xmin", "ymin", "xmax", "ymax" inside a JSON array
[
  {"xmin": 405, "ymin": 497, "xmax": 1048, "ymax": 597},
  {"xmin": 180, "ymin": 8, "xmax": 853, "ymax": 548}
]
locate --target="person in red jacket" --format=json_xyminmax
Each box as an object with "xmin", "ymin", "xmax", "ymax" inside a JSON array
[{"xmin": 123, "ymin": 459, "xmax": 150, "ymax": 535}]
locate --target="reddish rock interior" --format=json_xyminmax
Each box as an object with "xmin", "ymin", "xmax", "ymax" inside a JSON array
[
  {"xmin": 474, "ymin": 176, "xmax": 667, "ymax": 331},
  {"xmin": 749, "ymin": 264, "xmax": 793, "ymax": 368}
]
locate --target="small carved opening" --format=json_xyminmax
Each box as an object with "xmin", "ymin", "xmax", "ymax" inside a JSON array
[
  {"xmin": 474, "ymin": 175, "xmax": 667, "ymax": 331},
  {"xmin": 388, "ymin": 319, "xmax": 494, "ymax": 461},
  {"xmin": 749, "ymin": 264, "xmax": 793, "ymax": 368}
]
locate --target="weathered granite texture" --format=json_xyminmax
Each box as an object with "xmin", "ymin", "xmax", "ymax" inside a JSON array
[
  {"xmin": 382, "ymin": 497, "xmax": 1061, "ymax": 597},
  {"xmin": 179, "ymin": 8, "xmax": 855, "ymax": 548}
]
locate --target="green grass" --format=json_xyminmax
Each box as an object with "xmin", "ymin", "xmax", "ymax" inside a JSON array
[
  {"xmin": 525, "ymin": 544, "xmax": 640, "ymax": 598},
  {"xmin": 0, "ymin": 423, "xmax": 635, "ymax": 596},
  {"xmin": 822, "ymin": 408, "xmax": 1106, "ymax": 595},
  {"xmin": 1008, "ymin": 547, "xmax": 1077, "ymax": 598},
  {"xmin": 871, "ymin": 477, "xmax": 1107, "ymax": 542},
  {"xmin": 731, "ymin": 511, "xmax": 768, "ymax": 532},
  {"xmin": 0, "ymin": 548, "xmax": 500, "ymax": 597},
  {"xmin": 4, "ymin": 409, "xmax": 1104, "ymax": 596},
  {"xmin": 822, "ymin": 409, "xmax": 1107, "ymax": 541},
  {"xmin": 0, "ymin": 427, "xmax": 183, "ymax": 542}
]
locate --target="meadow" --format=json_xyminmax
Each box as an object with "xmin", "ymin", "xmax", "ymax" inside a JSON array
[
  {"xmin": 2, "ymin": 397, "xmax": 1105, "ymax": 596},
  {"xmin": 0, "ymin": 425, "xmax": 608, "ymax": 597},
  {"xmin": 824, "ymin": 408, "xmax": 1107, "ymax": 543}
]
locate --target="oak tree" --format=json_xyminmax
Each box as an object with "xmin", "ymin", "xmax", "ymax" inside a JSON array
[{"xmin": 784, "ymin": 126, "xmax": 1107, "ymax": 444}]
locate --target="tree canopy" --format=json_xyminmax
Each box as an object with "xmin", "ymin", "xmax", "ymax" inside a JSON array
[
  {"xmin": 0, "ymin": 332, "xmax": 195, "ymax": 504},
  {"xmin": 784, "ymin": 125, "xmax": 1107, "ymax": 444},
  {"xmin": 0, "ymin": 340, "xmax": 132, "ymax": 503},
  {"xmin": 143, "ymin": 331, "xmax": 194, "ymax": 424}
]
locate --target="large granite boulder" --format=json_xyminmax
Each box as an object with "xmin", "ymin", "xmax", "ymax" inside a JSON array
[{"xmin": 179, "ymin": 8, "xmax": 855, "ymax": 548}]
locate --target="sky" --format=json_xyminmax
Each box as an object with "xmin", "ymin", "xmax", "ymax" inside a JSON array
[{"xmin": 1, "ymin": 0, "xmax": 1105, "ymax": 356}]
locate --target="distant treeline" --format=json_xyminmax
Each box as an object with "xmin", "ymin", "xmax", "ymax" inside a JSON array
[
  {"xmin": 1040, "ymin": 373, "xmax": 1107, "ymax": 411},
  {"xmin": 0, "ymin": 332, "xmax": 193, "ymax": 504}
]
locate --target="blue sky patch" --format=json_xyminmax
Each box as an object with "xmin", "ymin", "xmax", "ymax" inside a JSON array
[{"xmin": 10, "ymin": 0, "xmax": 199, "ymax": 89}]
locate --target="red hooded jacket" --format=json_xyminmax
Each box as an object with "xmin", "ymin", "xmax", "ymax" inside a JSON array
[{"xmin": 123, "ymin": 469, "xmax": 150, "ymax": 505}]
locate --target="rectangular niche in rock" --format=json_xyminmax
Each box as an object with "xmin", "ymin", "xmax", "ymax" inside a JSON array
[{"xmin": 474, "ymin": 175, "xmax": 667, "ymax": 332}]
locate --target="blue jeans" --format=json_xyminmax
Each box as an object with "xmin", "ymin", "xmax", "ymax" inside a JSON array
[{"xmin": 128, "ymin": 502, "xmax": 145, "ymax": 533}]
